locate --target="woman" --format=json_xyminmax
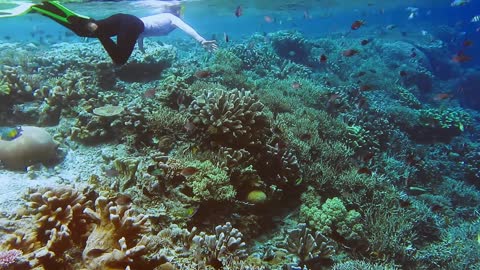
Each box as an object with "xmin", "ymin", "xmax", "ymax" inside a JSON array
[{"xmin": 2, "ymin": 1, "xmax": 217, "ymax": 65}]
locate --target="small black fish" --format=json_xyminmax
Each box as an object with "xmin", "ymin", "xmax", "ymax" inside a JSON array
[{"xmin": 224, "ymin": 32, "xmax": 229, "ymax": 42}]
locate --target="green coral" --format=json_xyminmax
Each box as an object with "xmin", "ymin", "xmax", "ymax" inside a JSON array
[
  {"xmin": 185, "ymin": 160, "xmax": 236, "ymax": 202},
  {"xmin": 300, "ymin": 190, "xmax": 364, "ymax": 241},
  {"xmin": 418, "ymin": 107, "xmax": 471, "ymax": 132}
]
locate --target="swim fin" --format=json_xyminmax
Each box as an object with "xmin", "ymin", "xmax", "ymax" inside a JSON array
[
  {"xmin": 31, "ymin": 1, "xmax": 96, "ymax": 37},
  {"xmin": 0, "ymin": 2, "xmax": 36, "ymax": 18}
]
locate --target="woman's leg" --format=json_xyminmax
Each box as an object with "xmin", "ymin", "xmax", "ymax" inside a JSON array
[{"xmin": 95, "ymin": 14, "xmax": 144, "ymax": 65}]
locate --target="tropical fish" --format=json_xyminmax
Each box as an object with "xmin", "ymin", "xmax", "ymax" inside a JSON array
[
  {"xmin": 360, "ymin": 84, "xmax": 375, "ymax": 91},
  {"xmin": 0, "ymin": 126, "xmax": 22, "ymax": 141},
  {"xmin": 195, "ymin": 70, "xmax": 211, "ymax": 78},
  {"xmin": 143, "ymin": 88, "xmax": 156, "ymax": 99},
  {"xmin": 115, "ymin": 194, "xmax": 132, "ymax": 206},
  {"xmin": 235, "ymin": 5, "xmax": 242, "ymax": 17},
  {"xmin": 452, "ymin": 52, "xmax": 471, "ymax": 63},
  {"xmin": 291, "ymin": 82, "xmax": 302, "ymax": 89},
  {"xmin": 406, "ymin": 7, "xmax": 419, "ymax": 19},
  {"xmin": 357, "ymin": 167, "xmax": 372, "ymax": 175},
  {"xmin": 400, "ymin": 70, "xmax": 407, "ymax": 77},
  {"xmin": 180, "ymin": 167, "xmax": 199, "ymax": 177},
  {"xmin": 433, "ymin": 93, "xmax": 452, "ymax": 101},
  {"xmin": 463, "ymin": 40, "xmax": 473, "ymax": 47},
  {"xmin": 472, "ymin": 15, "xmax": 480, "ymax": 22},
  {"xmin": 360, "ymin": 39, "xmax": 370, "ymax": 45},
  {"xmin": 351, "ymin": 20, "xmax": 365, "ymax": 30},
  {"xmin": 451, "ymin": 0, "xmax": 470, "ymax": 6},
  {"xmin": 264, "ymin": 15, "xmax": 274, "ymax": 23},
  {"xmin": 386, "ymin": 24, "xmax": 397, "ymax": 30},
  {"xmin": 343, "ymin": 49, "xmax": 359, "ymax": 57},
  {"xmin": 224, "ymin": 32, "xmax": 229, "ymax": 42},
  {"xmin": 319, "ymin": 54, "xmax": 327, "ymax": 63}
]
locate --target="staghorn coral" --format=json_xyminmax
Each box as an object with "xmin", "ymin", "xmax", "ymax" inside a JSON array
[
  {"xmin": 192, "ymin": 222, "xmax": 248, "ymax": 268},
  {"xmin": 188, "ymin": 89, "xmax": 270, "ymax": 149},
  {"xmin": 82, "ymin": 196, "xmax": 150, "ymax": 270},
  {"xmin": 284, "ymin": 223, "xmax": 335, "ymax": 267}
]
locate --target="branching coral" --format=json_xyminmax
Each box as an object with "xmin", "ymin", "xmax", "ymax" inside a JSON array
[
  {"xmin": 257, "ymin": 142, "xmax": 301, "ymax": 188},
  {"xmin": 82, "ymin": 196, "xmax": 150, "ymax": 270},
  {"xmin": 188, "ymin": 89, "xmax": 270, "ymax": 149},
  {"xmin": 192, "ymin": 222, "xmax": 248, "ymax": 268},
  {"xmin": 1, "ymin": 186, "xmax": 92, "ymax": 268},
  {"xmin": 284, "ymin": 223, "xmax": 335, "ymax": 266}
]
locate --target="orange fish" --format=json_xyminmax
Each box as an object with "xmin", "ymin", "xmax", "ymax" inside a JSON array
[
  {"xmin": 291, "ymin": 82, "xmax": 302, "ymax": 89},
  {"xmin": 452, "ymin": 52, "xmax": 471, "ymax": 63},
  {"xmin": 235, "ymin": 5, "xmax": 242, "ymax": 17},
  {"xmin": 433, "ymin": 93, "xmax": 451, "ymax": 101},
  {"xmin": 363, "ymin": 152, "xmax": 374, "ymax": 162},
  {"xmin": 356, "ymin": 71, "xmax": 366, "ymax": 77},
  {"xmin": 351, "ymin": 20, "xmax": 365, "ymax": 30},
  {"xmin": 319, "ymin": 54, "xmax": 327, "ymax": 63},
  {"xmin": 360, "ymin": 84, "xmax": 375, "ymax": 91},
  {"xmin": 115, "ymin": 194, "xmax": 132, "ymax": 206},
  {"xmin": 343, "ymin": 49, "xmax": 359, "ymax": 57},
  {"xmin": 463, "ymin": 40, "xmax": 473, "ymax": 47},
  {"xmin": 143, "ymin": 88, "xmax": 156, "ymax": 99},
  {"xmin": 360, "ymin": 39, "xmax": 370, "ymax": 45},
  {"xmin": 195, "ymin": 70, "xmax": 211, "ymax": 78},
  {"xmin": 180, "ymin": 167, "xmax": 199, "ymax": 177},
  {"xmin": 357, "ymin": 167, "xmax": 372, "ymax": 175}
]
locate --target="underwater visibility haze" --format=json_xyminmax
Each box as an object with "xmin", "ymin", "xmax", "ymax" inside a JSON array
[{"xmin": 1, "ymin": 0, "xmax": 480, "ymax": 269}]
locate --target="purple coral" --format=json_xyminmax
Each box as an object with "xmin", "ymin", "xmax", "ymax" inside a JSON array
[{"xmin": 0, "ymin": 249, "xmax": 22, "ymax": 269}]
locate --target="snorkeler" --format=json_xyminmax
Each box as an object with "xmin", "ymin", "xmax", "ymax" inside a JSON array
[{"xmin": 0, "ymin": 1, "xmax": 217, "ymax": 65}]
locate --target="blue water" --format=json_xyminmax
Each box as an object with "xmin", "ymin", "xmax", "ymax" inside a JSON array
[{"xmin": 1, "ymin": 0, "xmax": 480, "ymax": 269}]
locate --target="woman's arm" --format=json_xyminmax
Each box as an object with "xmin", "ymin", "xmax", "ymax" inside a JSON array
[{"xmin": 167, "ymin": 14, "xmax": 217, "ymax": 51}]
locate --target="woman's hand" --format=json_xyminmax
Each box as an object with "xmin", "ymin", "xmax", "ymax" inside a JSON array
[{"xmin": 201, "ymin": 40, "xmax": 218, "ymax": 52}]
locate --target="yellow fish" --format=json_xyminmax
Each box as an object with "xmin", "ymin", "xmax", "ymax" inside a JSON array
[{"xmin": 0, "ymin": 126, "xmax": 22, "ymax": 141}]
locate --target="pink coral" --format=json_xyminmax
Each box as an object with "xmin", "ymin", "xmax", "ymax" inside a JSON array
[{"xmin": 0, "ymin": 249, "xmax": 22, "ymax": 269}]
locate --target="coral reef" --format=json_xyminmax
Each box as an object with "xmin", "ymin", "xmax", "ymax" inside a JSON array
[
  {"xmin": 82, "ymin": 196, "xmax": 149, "ymax": 270},
  {"xmin": 192, "ymin": 222, "xmax": 248, "ymax": 268},
  {"xmin": 188, "ymin": 89, "xmax": 270, "ymax": 149},
  {"xmin": 284, "ymin": 223, "xmax": 335, "ymax": 267},
  {"xmin": 0, "ymin": 126, "xmax": 59, "ymax": 170},
  {"xmin": 1, "ymin": 25, "xmax": 479, "ymax": 270}
]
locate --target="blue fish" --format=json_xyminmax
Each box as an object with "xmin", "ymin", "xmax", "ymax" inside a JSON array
[{"xmin": 0, "ymin": 127, "xmax": 22, "ymax": 141}]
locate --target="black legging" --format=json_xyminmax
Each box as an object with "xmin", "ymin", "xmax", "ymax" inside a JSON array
[{"xmin": 94, "ymin": 14, "xmax": 145, "ymax": 65}]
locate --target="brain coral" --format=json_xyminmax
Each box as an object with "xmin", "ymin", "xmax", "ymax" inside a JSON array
[{"xmin": 0, "ymin": 126, "xmax": 58, "ymax": 170}]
